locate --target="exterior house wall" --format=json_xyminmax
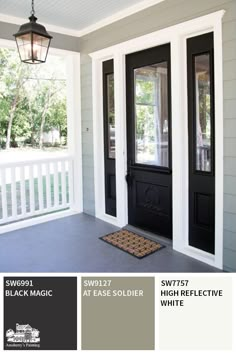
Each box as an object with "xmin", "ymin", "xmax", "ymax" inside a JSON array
[
  {"xmin": 79, "ymin": 0, "xmax": 236, "ymax": 271},
  {"xmin": 81, "ymin": 53, "xmax": 95, "ymax": 215}
]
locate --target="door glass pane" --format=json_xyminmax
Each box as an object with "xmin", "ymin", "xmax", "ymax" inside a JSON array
[
  {"xmin": 107, "ymin": 73, "xmax": 115, "ymax": 159},
  {"xmin": 194, "ymin": 54, "xmax": 211, "ymax": 172},
  {"xmin": 134, "ymin": 62, "xmax": 169, "ymax": 167}
]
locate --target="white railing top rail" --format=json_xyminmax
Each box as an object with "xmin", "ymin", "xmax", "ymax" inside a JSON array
[{"xmin": 0, "ymin": 154, "xmax": 73, "ymax": 168}]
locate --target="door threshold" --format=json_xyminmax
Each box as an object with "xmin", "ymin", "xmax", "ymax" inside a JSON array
[{"xmin": 125, "ymin": 224, "xmax": 172, "ymax": 247}]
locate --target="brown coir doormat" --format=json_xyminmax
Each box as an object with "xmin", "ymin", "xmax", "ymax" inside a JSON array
[{"xmin": 100, "ymin": 229, "xmax": 165, "ymax": 259}]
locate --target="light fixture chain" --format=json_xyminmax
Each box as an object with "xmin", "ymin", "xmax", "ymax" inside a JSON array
[{"xmin": 31, "ymin": 0, "xmax": 35, "ymax": 15}]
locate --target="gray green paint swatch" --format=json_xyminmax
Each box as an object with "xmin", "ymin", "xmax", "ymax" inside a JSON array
[{"xmin": 81, "ymin": 277, "xmax": 155, "ymax": 350}]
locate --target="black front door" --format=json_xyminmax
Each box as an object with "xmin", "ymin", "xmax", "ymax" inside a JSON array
[
  {"xmin": 126, "ymin": 44, "xmax": 172, "ymax": 238},
  {"xmin": 187, "ymin": 33, "xmax": 215, "ymax": 254}
]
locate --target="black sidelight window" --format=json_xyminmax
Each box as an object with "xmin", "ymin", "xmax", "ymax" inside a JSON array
[
  {"xmin": 103, "ymin": 60, "xmax": 116, "ymax": 217},
  {"xmin": 187, "ymin": 32, "xmax": 215, "ymax": 254}
]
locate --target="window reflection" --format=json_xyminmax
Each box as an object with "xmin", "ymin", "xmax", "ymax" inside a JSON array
[
  {"xmin": 134, "ymin": 62, "xmax": 169, "ymax": 167},
  {"xmin": 194, "ymin": 54, "xmax": 211, "ymax": 172},
  {"xmin": 107, "ymin": 74, "xmax": 115, "ymax": 159}
]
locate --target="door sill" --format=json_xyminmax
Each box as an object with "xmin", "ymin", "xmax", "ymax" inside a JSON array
[
  {"xmin": 125, "ymin": 224, "xmax": 172, "ymax": 247},
  {"xmin": 174, "ymin": 245, "xmax": 219, "ymax": 269}
]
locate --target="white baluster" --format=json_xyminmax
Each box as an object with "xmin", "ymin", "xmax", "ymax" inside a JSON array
[
  {"xmin": 38, "ymin": 163, "xmax": 44, "ymax": 212},
  {"xmin": 46, "ymin": 162, "xmax": 51, "ymax": 210},
  {"xmin": 29, "ymin": 164, "xmax": 35, "ymax": 214},
  {"xmin": 11, "ymin": 166, "xmax": 17, "ymax": 219},
  {"xmin": 0, "ymin": 167, "xmax": 7, "ymax": 222},
  {"xmin": 61, "ymin": 161, "xmax": 66, "ymax": 207},
  {"xmin": 68, "ymin": 159, "xmax": 74, "ymax": 207},
  {"xmin": 53, "ymin": 162, "xmax": 59, "ymax": 208},
  {"xmin": 20, "ymin": 166, "xmax": 26, "ymax": 217}
]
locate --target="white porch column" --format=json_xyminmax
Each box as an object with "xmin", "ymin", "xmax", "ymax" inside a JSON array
[
  {"xmin": 114, "ymin": 53, "xmax": 128, "ymax": 227},
  {"xmin": 66, "ymin": 54, "xmax": 83, "ymax": 213}
]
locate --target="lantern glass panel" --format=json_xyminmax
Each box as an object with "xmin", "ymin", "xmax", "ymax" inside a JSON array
[
  {"xmin": 16, "ymin": 33, "xmax": 31, "ymax": 47},
  {"xmin": 32, "ymin": 33, "xmax": 50, "ymax": 61},
  {"xmin": 16, "ymin": 33, "xmax": 50, "ymax": 63},
  {"xmin": 17, "ymin": 43, "xmax": 30, "ymax": 62},
  {"xmin": 33, "ymin": 33, "xmax": 50, "ymax": 47}
]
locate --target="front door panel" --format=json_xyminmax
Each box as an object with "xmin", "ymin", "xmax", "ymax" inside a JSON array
[{"xmin": 126, "ymin": 44, "xmax": 172, "ymax": 238}]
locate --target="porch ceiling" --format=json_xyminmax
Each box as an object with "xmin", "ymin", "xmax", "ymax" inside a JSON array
[{"xmin": 0, "ymin": 0, "xmax": 164, "ymax": 36}]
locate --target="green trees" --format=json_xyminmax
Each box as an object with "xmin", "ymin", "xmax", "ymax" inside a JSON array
[{"xmin": 0, "ymin": 48, "xmax": 67, "ymax": 150}]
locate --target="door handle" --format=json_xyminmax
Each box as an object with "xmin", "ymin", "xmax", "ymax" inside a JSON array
[
  {"xmin": 126, "ymin": 160, "xmax": 133, "ymax": 186},
  {"xmin": 125, "ymin": 173, "xmax": 132, "ymax": 185}
]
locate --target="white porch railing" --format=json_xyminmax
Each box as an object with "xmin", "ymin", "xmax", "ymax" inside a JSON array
[{"xmin": 0, "ymin": 155, "xmax": 74, "ymax": 225}]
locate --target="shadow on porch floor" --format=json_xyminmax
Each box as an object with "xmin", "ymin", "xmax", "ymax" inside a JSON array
[{"xmin": 0, "ymin": 213, "xmax": 221, "ymax": 272}]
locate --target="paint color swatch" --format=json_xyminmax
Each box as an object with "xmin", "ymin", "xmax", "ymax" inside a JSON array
[
  {"xmin": 159, "ymin": 277, "xmax": 232, "ymax": 350},
  {"xmin": 81, "ymin": 277, "xmax": 155, "ymax": 350},
  {"xmin": 4, "ymin": 277, "xmax": 77, "ymax": 350}
]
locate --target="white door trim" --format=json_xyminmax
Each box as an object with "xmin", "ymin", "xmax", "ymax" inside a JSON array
[{"xmin": 90, "ymin": 10, "xmax": 225, "ymax": 269}]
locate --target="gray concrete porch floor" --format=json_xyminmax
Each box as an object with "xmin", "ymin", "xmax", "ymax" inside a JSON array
[{"xmin": 0, "ymin": 213, "xmax": 221, "ymax": 272}]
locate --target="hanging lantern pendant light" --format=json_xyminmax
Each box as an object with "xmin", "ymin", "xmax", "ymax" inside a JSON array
[{"xmin": 13, "ymin": 0, "xmax": 53, "ymax": 64}]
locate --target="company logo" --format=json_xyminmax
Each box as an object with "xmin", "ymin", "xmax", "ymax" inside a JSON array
[{"xmin": 6, "ymin": 323, "xmax": 40, "ymax": 349}]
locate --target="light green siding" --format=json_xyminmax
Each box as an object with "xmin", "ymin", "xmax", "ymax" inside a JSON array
[{"xmin": 81, "ymin": 54, "xmax": 95, "ymax": 215}]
